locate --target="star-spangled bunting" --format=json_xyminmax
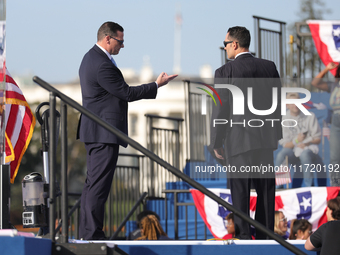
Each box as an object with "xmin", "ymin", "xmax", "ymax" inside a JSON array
[
  {"xmin": 191, "ymin": 187, "xmax": 340, "ymax": 239},
  {"xmin": 307, "ymin": 20, "xmax": 340, "ymax": 76}
]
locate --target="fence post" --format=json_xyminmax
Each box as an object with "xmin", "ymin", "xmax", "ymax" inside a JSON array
[
  {"xmin": 49, "ymin": 92, "xmax": 56, "ymax": 242},
  {"xmin": 0, "ymin": 165, "xmax": 10, "ymax": 229},
  {"xmin": 60, "ymin": 101, "xmax": 68, "ymax": 243}
]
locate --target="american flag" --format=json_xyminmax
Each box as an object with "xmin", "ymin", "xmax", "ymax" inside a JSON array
[
  {"xmin": 275, "ymin": 165, "xmax": 292, "ymax": 186},
  {"xmin": 1, "ymin": 68, "xmax": 35, "ymax": 183}
]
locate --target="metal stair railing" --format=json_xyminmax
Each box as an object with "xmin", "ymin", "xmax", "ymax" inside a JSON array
[{"xmin": 33, "ymin": 76, "xmax": 307, "ymax": 255}]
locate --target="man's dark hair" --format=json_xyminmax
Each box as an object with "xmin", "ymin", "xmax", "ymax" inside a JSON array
[
  {"xmin": 327, "ymin": 197, "xmax": 340, "ymax": 220},
  {"xmin": 227, "ymin": 26, "xmax": 251, "ymax": 49},
  {"xmin": 97, "ymin": 21, "xmax": 124, "ymax": 41}
]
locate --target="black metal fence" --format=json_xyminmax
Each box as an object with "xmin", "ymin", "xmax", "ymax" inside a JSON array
[
  {"xmin": 184, "ymin": 83, "xmax": 213, "ymax": 162},
  {"xmin": 253, "ymin": 15, "xmax": 286, "ymax": 77},
  {"xmin": 146, "ymin": 114, "xmax": 184, "ymax": 197}
]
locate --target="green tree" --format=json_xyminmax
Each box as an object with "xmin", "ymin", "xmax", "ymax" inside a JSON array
[{"xmin": 298, "ymin": 0, "xmax": 330, "ymax": 20}]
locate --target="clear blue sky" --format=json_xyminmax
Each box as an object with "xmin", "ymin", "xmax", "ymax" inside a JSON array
[{"xmin": 5, "ymin": 0, "xmax": 340, "ymax": 83}]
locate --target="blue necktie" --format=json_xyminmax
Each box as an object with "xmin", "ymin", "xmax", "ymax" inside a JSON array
[{"xmin": 111, "ymin": 57, "xmax": 117, "ymax": 67}]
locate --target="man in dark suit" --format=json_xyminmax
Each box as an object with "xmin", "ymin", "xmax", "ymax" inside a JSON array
[
  {"xmin": 210, "ymin": 26, "xmax": 282, "ymax": 239},
  {"xmin": 77, "ymin": 21, "xmax": 177, "ymax": 240}
]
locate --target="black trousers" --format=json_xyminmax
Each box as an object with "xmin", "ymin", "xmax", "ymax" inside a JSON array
[
  {"xmin": 227, "ymin": 149, "xmax": 275, "ymax": 240},
  {"xmin": 79, "ymin": 143, "xmax": 119, "ymax": 240}
]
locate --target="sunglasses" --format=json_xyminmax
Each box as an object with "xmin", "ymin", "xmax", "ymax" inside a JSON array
[
  {"xmin": 106, "ymin": 34, "xmax": 124, "ymax": 45},
  {"xmin": 110, "ymin": 37, "xmax": 124, "ymax": 45},
  {"xmin": 223, "ymin": 41, "xmax": 233, "ymax": 47},
  {"xmin": 223, "ymin": 41, "xmax": 239, "ymax": 47}
]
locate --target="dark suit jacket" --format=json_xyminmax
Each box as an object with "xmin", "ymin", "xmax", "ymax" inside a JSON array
[
  {"xmin": 77, "ymin": 45, "xmax": 157, "ymax": 147},
  {"xmin": 210, "ymin": 53, "xmax": 282, "ymax": 159}
]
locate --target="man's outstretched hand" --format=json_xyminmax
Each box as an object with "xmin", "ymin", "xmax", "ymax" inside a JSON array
[{"xmin": 156, "ymin": 72, "xmax": 178, "ymax": 87}]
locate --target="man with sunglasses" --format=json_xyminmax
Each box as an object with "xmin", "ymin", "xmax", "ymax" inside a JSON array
[
  {"xmin": 210, "ymin": 26, "xmax": 282, "ymax": 240},
  {"xmin": 77, "ymin": 21, "xmax": 177, "ymax": 240}
]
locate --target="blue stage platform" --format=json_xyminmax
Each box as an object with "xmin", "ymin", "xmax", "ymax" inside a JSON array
[
  {"xmin": 0, "ymin": 236, "xmax": 319, "ymax": 255},
  {"xmin": 82, "ymin": 240, "xmax": 317, "ymax": 255},
  {"xmin": 0, "ymin": 236, "xmax": 51, "ymax": 255}
]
